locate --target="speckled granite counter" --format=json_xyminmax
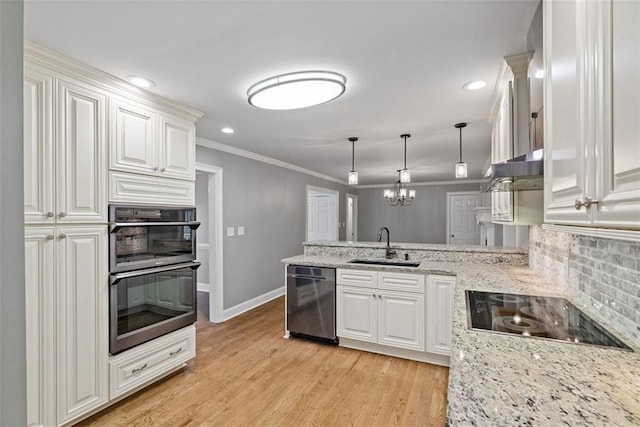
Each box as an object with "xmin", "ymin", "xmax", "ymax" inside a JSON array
[{"xmin": 282, "ymin": 254, "xmax": 640, "ymax": 426}]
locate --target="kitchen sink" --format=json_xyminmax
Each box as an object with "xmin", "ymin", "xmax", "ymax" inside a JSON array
[{"xmin": 348, "ymin": 259, "xmax": 421, "ymax": 268}]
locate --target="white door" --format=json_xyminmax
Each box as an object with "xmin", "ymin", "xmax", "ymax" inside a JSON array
[
  {"xmin": 56, "ymin": 226, "xmax": 108, "ymax": 424},
  {"xmin": 336, "ymin": 285, "xmax": 377, "ymax": 343},
  {"xmin": 378, "ymin": 290, "xmax": 425, "ymax": 351},
  {"xmin": 346, "ymin": 194, "xmax": 358, "ymax": 241},
  {"xmin": 307, "ymin": 195, "xmax": 335, "ymax": 241},
  {"xmin": 24, "ymin": 67, "xmax": 54, "ymax": 224},
  {"xmin": 160, "ymin": 115, "xmax": 195, "ymax": 180},
  {"xmin": 448, "ymin": 192, "xmax": 482, "ymax": 245},
  {"xmin": 426, "ymin": 275, "xmax": 455, "ymax": 355},
  {"xmin": 109, "ymin": 97, "xmax": 157, "ymax": 176},
  {"xmin": 56, "ymin": 78, "xmax": 107, "ymax": 223},
  {"xmin": 25, "ymin": 227, "xmax": 56, "ymax": 427}
]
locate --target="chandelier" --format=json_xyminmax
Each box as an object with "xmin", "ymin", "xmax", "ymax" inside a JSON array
[{"xmin": 384, "ymin": 170, "xmax": 416, "ymax": 206}]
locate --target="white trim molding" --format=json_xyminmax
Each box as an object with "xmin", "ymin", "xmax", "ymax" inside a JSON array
[
  {"xmin": 197, "ymin": 136, "xmax": 348, "ymax": 185},
  {"xmin": 542, "ymin": 224, "xmax": 640, "ymax": 243},
  {"xmin": 356, "ymin": 179, "xmax": 486, "ymax": 189},
  {"xmin": 223, "ymin": 287, "xmax": 285, "ymax": 321}
]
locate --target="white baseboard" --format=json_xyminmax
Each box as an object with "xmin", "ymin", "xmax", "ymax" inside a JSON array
[
  {"xmin": 197, "ymin": 282, "xmax": 210, "ymax": 293},
  {"xmin": 223, "ymin": 286, "xmax": 284, "ymax": 321}
]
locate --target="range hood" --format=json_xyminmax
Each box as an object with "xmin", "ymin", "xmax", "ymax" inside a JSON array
[{"xmin": 485, "ymin": 149, "xmax": 543, "ymax": 192}]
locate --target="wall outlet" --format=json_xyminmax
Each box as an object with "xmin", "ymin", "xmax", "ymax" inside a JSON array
[
  {"xmin": 226, "ymin": 227, "xmax": 235, "ymax": 237},
  {"xmin": 237, "ymin": 226, "xmax": 245, "ymax": 236}
]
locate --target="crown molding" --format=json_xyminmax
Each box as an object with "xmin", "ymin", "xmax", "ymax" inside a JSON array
[
  {"xmin": 356, "ymin": 179, "xmax": 486, "ymax": 189},
  {"xmin": 196, "ymin": 137, "xmax": 349, "ymax": 185},
  {"xmin": 24, "ymin": 41, "xmax": 203, "ymax": 122}
]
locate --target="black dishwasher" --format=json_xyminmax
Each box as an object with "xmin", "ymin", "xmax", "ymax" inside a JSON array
[{"xmin": 286, "ymin": 265, "xmax": 337, "ymax": 343}]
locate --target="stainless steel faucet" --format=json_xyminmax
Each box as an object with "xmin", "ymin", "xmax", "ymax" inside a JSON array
[{"xmin": 377, "ymin": 227, "xmax": 397, "ymax": 259}]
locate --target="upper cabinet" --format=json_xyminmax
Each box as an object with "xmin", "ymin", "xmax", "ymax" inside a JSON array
[
  {"xmin": 24, "ymin": 64, "xmax": 107, "ymax": 224},
  {"xmin": 544, "ymin": 0, "xmax": 640, "ymax": 230}
]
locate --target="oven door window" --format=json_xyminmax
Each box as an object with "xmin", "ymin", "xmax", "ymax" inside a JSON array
[{"xmin": 110, "ymin": 262, "xmax": 199, "ymax": 354}]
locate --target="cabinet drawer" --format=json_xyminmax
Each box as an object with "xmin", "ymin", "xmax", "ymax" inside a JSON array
[
  {"xmin": 109, "ymin": 326, "xmax": 195, "ymax": 399},
  {"xmin": 109, "ymin": 171, "xmax": 195, "ymax": 205},
  {"xmin": 378, "ymin": 272, "xmax": 425, "ymax": 293},
  {"xmin": 337, "ymin": 269, "xmax": 378, "ymax": 287}
]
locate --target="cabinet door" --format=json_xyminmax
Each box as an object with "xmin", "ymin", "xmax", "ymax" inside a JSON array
[
  {"xmin": 24, "ymin": 67, "xmax": 54, "ymax": 224},
  {"xmin": 426, "ymin": 275, "xmax": 455, "ymax": 355},
  {"xmin": 544, "ymin": 0, "xmax": 593, "ymax": 225},
  {"xmin": 336, "ymin": 285, "xmax": 377, "ymax": 343},
  {"xmin": 56, "ymin": 226, "xmax": 108, "ymax": 424},
  {"xmin": 159, "ymin": 115, "xmax": 195, "ymax": 180},
  {"xmin": 24, "ymin": 228, "xmax": 56, "ymax": 427},
  {"xmin": 594, "ymin": 0, "xmax": 640, "ymax": 229},
  {"xmin": 110, "ymin": 97, "xmax": 157, "ymax": 176},
  {"xmin": 56, "ymin": 78, "xmax": 107, "ymax": 223},
  {"xmin": 378, "ymin": 291, "xmax": 425, "ymax": 352}
]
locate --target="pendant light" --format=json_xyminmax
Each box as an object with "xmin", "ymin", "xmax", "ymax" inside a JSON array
[
  {"xmin": 455, "ymin": 122, "xmax": 468, "ymax": 178},
  {"xmin": 348, "ymin": 137, "xmax": 358, "ymax": 185},
  {"xmin": 400, "ymin": 134, "xmax": 411, "ymax": 183}
]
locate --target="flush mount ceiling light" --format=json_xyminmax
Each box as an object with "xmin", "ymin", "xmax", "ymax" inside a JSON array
[
  {"xmin": 347, "ymin": 137, "xmax": 358, "ymax": 185},
  {"xmin": 455, "ymin": 122, "xmax": 468, "ymax": 178},
  {"xmin": 462, "ymin": 80, "xmax": 486, "ymax": 91},
  {"xmin": 247, "ymin": 70, "xmax": 346, "ymax": 110},
  {"xmin": 221, "ymin": 127, "xmax": 234, "ymax": 134},
  {"xmin": 126, "ymin": 75, "xmax": 155, "ymax": 88}
]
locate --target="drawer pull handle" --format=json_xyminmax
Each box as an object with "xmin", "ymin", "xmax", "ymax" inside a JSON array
[
  {"xmin": 131, "ymin": 363, "xmax": 148, "ymax": 374},
  {"xmin": 170, "ymin": 348, "xmax": 183, "ymax": 357}
]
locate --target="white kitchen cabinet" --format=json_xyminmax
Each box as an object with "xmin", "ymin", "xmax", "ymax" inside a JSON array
[
  {"xmin": 491, "ymin": 83, "xmax": 514, "ymax": 223},
  {"xmin": 109, "ymin": 99, "xmax": 196, "ymax": 182},
  {"xmin": 544, "ymin": 0, "xmax": 640, "ymax": 230},
  {"xmin": 24, "ymin": 228, "xmax": 56, "ymax": 427},
  {"xmin": 336, "ymin": 269, "xmax": 426, "ymax": 352},
  {"xmin": 24, "ymin": 69, "xmax": 107, "ymax": 225},
  {"xmin": 426, "ymin": 275, "xmax": 456, "ymax": 355},
  {"xmin": 56, "ymin": 226, "xmax": 109, "ymax": 425}
]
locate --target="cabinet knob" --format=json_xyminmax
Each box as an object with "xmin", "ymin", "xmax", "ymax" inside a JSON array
[
  {"xmin": 59, "ymin": 234, "xmax": 67, "ymax": 239},
  {"xmin": 574, "ymin": 197, "xmax": 599, "ymax": 210},
  {"xmin": 59, "ymin": 212, "xmax": 67, "ymax": 218},
  {"xmin": 153, "ymin": 167, "xmax": 159, "ymax": 172},
  {"xmin": 46, "ymin": 212, "xmax": 55, "ymax": 218},
  {"xmin": 160, "ymin": 168, "xmax": 166, "ymax": 173},
  {"xmin": 46, "ymin": 235, "xmax": 55, "ymax": 240},
  {"xmin": 451, "ymin": 234, "xmax": 455, "ymax": 238}
]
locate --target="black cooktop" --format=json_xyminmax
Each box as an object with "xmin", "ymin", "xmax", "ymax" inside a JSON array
[{"xmin": 466, "ymin": 291, "xmax": 632, "ymax": 351}]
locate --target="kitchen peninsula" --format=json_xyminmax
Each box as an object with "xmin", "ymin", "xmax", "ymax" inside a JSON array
[{"xmin": 283, "ymin": 241, "xmax": 640, "ymax": 425}]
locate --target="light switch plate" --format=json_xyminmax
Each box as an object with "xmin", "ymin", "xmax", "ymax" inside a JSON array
[
  {"xmin": 226, "ymin": 227, "xmax": 235, "ymax": 237},
  {"xmin": 237, "ymin": 226, "xmax": 245, "ymax": 236}
]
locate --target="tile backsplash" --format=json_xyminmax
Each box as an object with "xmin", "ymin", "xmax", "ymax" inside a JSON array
[{"xmin": 529, "ymin": 226, "xmax": 640, "ymax": 345}]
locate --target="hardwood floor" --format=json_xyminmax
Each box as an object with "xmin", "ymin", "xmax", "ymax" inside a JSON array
[{"xmin": 79, "ymin": 293, "xmax": 449, "ymax": 426}]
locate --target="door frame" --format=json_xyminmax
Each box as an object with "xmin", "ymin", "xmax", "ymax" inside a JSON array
[
  {"xmin": 346, "ymin": 193, "xmax": 358, "ymax": 241},
  {"xmin": 195, "ymin": 162, "xmax": 224, "ymax": 323},
  {"xmin": 306, "ymin": 185, "xmax": 339, "ymax": 241},
  {"xmin": 446, "ymin": 191, "xmax": 482, "ymax": 245}
]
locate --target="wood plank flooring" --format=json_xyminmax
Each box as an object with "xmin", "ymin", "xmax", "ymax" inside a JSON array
[{"xmin": 79, "ymin": 293, "xmax": 448, "ymax": 426}]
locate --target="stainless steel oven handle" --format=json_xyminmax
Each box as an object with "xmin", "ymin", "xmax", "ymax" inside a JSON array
[
  {"xmin": 110, "ymin": 261, "xmax": 201, "ymax": 285},
  {"xmin": 287, "ymin": 274, "xmax": 329, "ymax": 281},
  {"xmin": 109, "ymin": 221, "xmax": 201, "ymax": 233}
]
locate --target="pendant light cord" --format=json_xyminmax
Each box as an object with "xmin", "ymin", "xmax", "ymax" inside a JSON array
[
  {"xmin": 404, "ymin": 135, "xmax": 407, "ymax": 169},
  {"xmin": 352, "ymin": 140, "xmax": 355, "ymax": 171},
  {"xmin": 459, "ymin": 127, "xmax": 463, "ymax": 163}
]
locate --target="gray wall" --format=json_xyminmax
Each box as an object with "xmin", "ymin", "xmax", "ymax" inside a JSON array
[
  {"xmin": 196, "ymin": 144, "xmax": 356, "ymax": 309},
  {"xmin": 357, "ymin": 183, "xmax": 484, "ymax": 243},
  {"xmin": 195, "ymin": 174, "xmax": 210, "ymax": 286},
  {"xmin": 0, "ymin": 0, "xmax": 27, "ymax": 424}
]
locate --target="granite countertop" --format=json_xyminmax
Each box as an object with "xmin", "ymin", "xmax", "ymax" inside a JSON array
[{"xmin": 282, "ymin": 254, "xmax": 640, "ymax": 425}]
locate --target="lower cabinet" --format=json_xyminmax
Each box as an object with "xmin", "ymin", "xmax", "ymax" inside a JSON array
[
  {"xmin": 336, "ymin": 268, "xmax": 455, "ymax": 364},
  {"xmin": 426, "ymin": 275, "xmax": 456, "ymax": 355},
  {"xmin": 25, "ymin": 226, "xmax": 109, "ymax": 426}
]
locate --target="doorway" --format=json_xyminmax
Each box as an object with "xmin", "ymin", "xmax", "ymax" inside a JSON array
[
  {"xmin": 346, "ymin": 193, "xmax": 358, "ymax": 242},
  {"xmin": 195, "ymin": 163, "xmax": 224, "ymax": 323},
  {"xmin": 306, "ymin": 185, "xmax": 339, "ymax": 242},
  {"xmin": 446, "ymin": 191, "xmax": 482, "ymax": 245}
]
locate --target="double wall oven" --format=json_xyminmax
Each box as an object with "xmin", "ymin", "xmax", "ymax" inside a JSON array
[{"xmin": 109, "ymin": 205, "xmax": 201, "ymax": 354}]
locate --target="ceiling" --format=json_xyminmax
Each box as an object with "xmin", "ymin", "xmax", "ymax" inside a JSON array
[{"xmin": 24, "ymin": 0, "xmax": 539, "ymax": 185}]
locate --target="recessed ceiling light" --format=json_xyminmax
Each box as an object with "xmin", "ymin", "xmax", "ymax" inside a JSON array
[
  {"xmin": 126, "ymin": 75, "xmax": 155, "ymax": 88},
  {"xmin": 247, "ymin": 70, "xmax": 346, "ymax": 110},
  {"xmin": 462, "ymin": 80, "xmax": 486, "ymax": 91},
  {"xmin": 534, "ymin": 70, "xmax": 545, "ymax": 79},
  {"xmin": 221, "ymin": 127, "xmax": 234, "ymax": 134}
]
